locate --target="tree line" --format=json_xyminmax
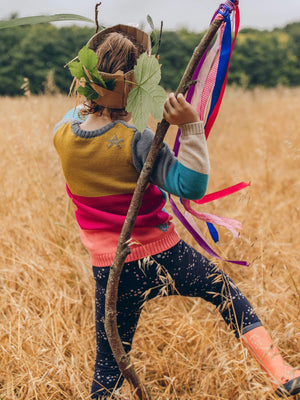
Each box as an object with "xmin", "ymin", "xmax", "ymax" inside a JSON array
[{"xmin": 0, "ymin": 21, "xmax": 299, "ymax": 96}]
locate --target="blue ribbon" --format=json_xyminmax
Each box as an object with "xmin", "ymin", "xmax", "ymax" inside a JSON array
[
  {"xmin": 207, "ymin": 222, "xmax": 219, "ymax": 242},
  {"xmin": 206, "ymin": 9, "xmax": 232, "ymax": 124}
]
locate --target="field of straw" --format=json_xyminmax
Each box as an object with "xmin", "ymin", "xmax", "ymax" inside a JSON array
[{"xmin": 0, "ymin": 87, "xmax": 299, "ymax": 400}]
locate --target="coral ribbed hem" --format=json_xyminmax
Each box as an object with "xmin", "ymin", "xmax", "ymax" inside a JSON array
[{"xmin": 90, "ymin": 230, "xmax": 180, "ymax": 267}]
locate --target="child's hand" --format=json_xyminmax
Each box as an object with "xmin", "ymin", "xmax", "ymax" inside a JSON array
[{"xmin": 163, "ymin": 93, "xmax": 200, "ymax": 126}]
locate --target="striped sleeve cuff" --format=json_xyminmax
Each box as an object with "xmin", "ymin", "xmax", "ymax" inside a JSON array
[{"xmin": 179, "ymin": 121, "xmax": 205, "ymax": 136}]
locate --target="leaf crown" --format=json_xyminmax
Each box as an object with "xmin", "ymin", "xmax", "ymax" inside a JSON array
[
  {"xmin": 68, "ymin": 24, "xmax": 151, "ymax": 109},
  {"xmin": 67, "ymin": 24, "xmax": 166, "ymax": 132}
]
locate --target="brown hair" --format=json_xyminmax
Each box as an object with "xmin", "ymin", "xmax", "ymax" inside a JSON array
[{"xmin": 81, "ymin": 32, "xmax": 141, "ymax": 120}]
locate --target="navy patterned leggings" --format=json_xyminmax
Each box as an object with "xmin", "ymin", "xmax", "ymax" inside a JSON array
[{"xmin": 91, "ymin": 240, "xmax": 261, "ymax": 398}]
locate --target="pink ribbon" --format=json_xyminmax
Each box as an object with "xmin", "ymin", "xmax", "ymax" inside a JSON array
[
  {"xmin": 194, "ymin": 181, "xmax": 250, "ymax": 205},
  {"xmin": 182, "ymin": 199, "xmax": 242, "ymax": 238}
]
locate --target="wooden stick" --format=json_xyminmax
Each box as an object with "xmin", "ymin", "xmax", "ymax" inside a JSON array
[{"xmin": 104, "ymin": 17, "xmax": 223, "ymax": 400}]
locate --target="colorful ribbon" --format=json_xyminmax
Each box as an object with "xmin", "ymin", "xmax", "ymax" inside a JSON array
[
  {"xmin": 194, "ymin": 181, "xmax": 250, "ymax": 205},
  {"xmin": 169, "ymin": 0, "xmax": 249, "ymax": 265},
  {"xmin": 169, "ymin": 196, "xmax": 249, "ymax": 267}
]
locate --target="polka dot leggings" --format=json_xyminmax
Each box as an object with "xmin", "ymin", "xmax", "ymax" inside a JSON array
[{"xmin": 91, "ymin": 240, "xmax": 261, "ymax": 398}]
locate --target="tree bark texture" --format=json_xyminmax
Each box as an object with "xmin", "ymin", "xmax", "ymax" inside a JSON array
[{"xmin": 104, "ymin": 18, "xmax": 223, "ymax": 400}]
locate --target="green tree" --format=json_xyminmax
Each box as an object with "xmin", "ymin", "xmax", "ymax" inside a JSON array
[
  {"xmin": 159, "ymin": 30, "xmax": 203, "ymax": 90},
  {"xmin": 0, "ymin": 25, "xmax": 31, "ymax": 95},
  {"xmin": 0, "ymin": 21, "xmax": 299, "ymax": 96},
  {"xmin": 228, "ymin": 27, "xmax": 300, "ymax": 88},
  {"xmin": 283, "ymin": 22, "xmax": 300, "ymax": 85},
  {"xmin": 0, "ymin": 23, "xmax": 94, "ymax": 95}
]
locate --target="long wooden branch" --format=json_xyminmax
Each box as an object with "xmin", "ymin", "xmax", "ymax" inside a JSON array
[{"xmin": 104, "ymin": 17, "xmax": 223, "ymax": 400}]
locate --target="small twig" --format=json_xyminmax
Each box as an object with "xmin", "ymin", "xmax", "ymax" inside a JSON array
[
  {"xmin": 64, "ymin": 55, "xmax": 78, "ymax": 68},
  {"xmin": 155, "ymin": 21, "xmax": 163, "ymax": 59},
  {"xmin": 94, "ymin": 2, "xmax": 102, "ymax": 33}
]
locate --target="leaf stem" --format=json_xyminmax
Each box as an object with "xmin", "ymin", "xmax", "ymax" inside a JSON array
[{"xmin": 124, "ymin": 80, "xmax": 138, "ymax": 86}]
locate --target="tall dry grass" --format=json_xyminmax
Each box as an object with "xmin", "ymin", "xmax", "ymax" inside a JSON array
[{"xmin": 0, "ymin": 88, "xmax": 299, "ymax": 399}]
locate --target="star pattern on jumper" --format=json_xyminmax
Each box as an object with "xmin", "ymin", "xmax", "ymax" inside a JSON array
[{"xmin": 107, "ymin": 134, "xmax": 124, "ymax": 149}]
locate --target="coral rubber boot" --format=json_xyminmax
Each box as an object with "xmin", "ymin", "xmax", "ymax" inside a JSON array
[{"xmin": 242, "ymin": 326, "xmax": 300, "ymax": 397}]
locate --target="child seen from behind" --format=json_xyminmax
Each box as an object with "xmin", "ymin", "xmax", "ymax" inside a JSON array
[{"xmin": 53, "ymin": 25, "xmax": 300, "ymax": 399}]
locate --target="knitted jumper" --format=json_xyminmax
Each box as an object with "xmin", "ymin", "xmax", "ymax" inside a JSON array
[{"xmin": 53, "ymin": 114, "xmax": 209, "ymax": 266}]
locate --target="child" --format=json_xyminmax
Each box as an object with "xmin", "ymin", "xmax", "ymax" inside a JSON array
[{"xmin": 53, "ymin": 25, "xmax": 300, "ymax": 399}]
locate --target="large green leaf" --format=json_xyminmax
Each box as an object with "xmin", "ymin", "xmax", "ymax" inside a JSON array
[
  {"xmin": 133, "ymin": 53, "xmax": 162, "ymax": 87},
  {"xmin": 0, "ymin": 14, "xmax": 93, "ymax": 30},
  {"xmin": 126, "ymin": 53, "xmax": 166, "ymax": 132}
]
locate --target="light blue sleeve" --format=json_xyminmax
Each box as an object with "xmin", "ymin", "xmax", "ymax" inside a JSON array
[
  {"xmin": 53, "ymin": 106, "xmax": 87, "ymax": 136},
  {"xmin": 63, "ymin": 105, "xmax": 86, "ymax": 121},
  {"xmin": 131, "ymin": 128, "xmax": 209, "ymax": 200},
  {"xmin": 164, "ymin": 161, "xmax": 208, "ymax": 200}
]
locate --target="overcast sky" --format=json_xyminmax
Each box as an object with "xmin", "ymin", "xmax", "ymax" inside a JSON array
[{"xmin": 1, "ymin": 0, "xmax": 300, "ymax": 32}]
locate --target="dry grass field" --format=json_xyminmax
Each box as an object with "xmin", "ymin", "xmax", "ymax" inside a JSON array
[{"xmin": 0, "ymin": 87, "xmax": 299, "ymax": 399}]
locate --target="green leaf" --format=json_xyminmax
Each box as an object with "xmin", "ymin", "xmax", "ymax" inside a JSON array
[
  {"xmin": 90, "ymin": 70, "xmax": 107, "ymax": 88},
  {"xmin": 78, "ymin": 46, "xmax": 98, "ymax": 72},
  {"xmin": 148, "ymin": 86, "xmax": 167, "ymax": 120},
  {"xmin": 68, "ymin": 45, "xmax": 108, "ymax": 89},
  {"xmin": 77, "ymin": 84, "xmax": 99, "ymax": 100},
  {"xmin": 126, "ymin": 53, "xmax": 166, "ymax": 132},
  {"xmin": 68, "ymin": 61, "xmax": 85, "ymax": 79},
  {"xmin": 76, "ymin": 46, "xmax": 107, "ymax": 88},
  {"xmin": 127, "ymin": 85, "xmax": 166, "ymax": 132},
  {"xmin": 105, "ymin": 79, "xmax": 116, "ymax": 91},
  {"xmin": 133, "ymin": 53, "xmax": 162, "ymax": 86},
  {"xmin": 0, "ymin": 14, "xmax": 93, "ymax": 30},
  {"xmin": 147, "ymin": 15, "xmax": 155, "ymax": 31}
]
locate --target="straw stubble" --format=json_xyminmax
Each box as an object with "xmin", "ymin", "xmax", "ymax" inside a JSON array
[{"xmin": 0, "ymin": 88, "xmax": 299, "ymax": 399}]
